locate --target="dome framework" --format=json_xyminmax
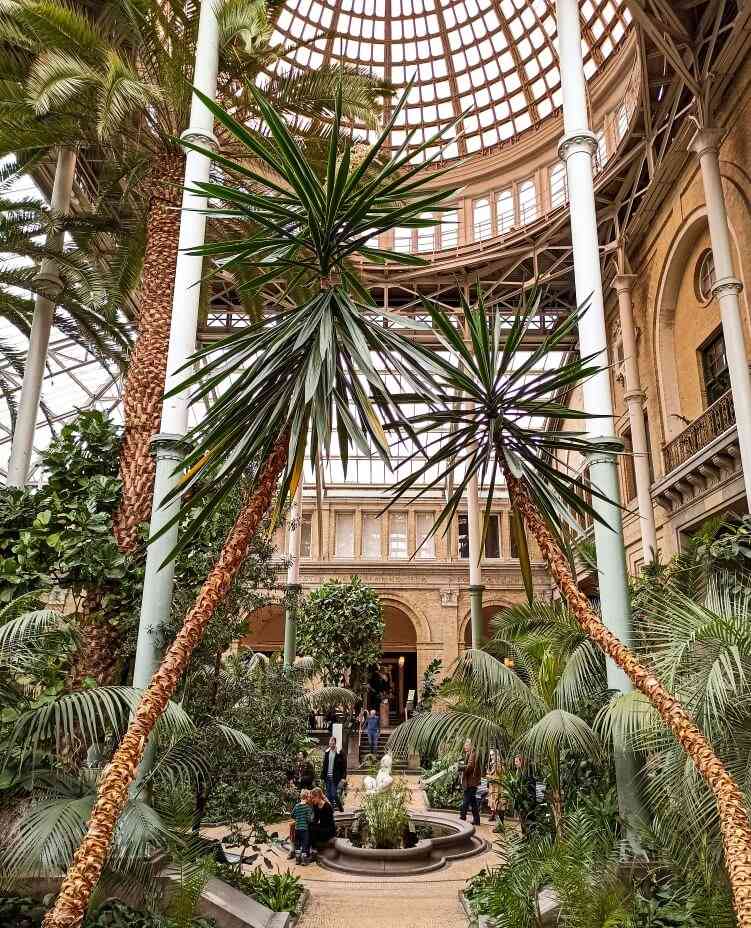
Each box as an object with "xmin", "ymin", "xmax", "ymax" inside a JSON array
[{"xmin": 272, "ymin": 0, "xmax": 632, "ymax": 157}]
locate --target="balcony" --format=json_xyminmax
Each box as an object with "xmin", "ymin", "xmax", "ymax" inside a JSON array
[{"xmin": 654, "ymin": 391, "xmax": 742, "ymax": 513}]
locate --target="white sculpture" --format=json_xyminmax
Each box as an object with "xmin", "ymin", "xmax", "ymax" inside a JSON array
[{"xmin": 363, "ymin": 753, "xmax": 394, "ymax": 794}]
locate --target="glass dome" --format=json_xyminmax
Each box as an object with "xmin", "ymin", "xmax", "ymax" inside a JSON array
[{"xmin": 272, "ymin": 0, "xmax": 632, "ymax": 158}]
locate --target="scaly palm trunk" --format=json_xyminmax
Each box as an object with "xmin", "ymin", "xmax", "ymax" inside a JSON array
[
  {"xmin": 112, "ymin": 152, "xmax": 185, "ymax": 553},
  {"xmin": 502, "ymin": 463, "xmax": 751, "ymax": 928},
  {"xmin": 43, "ymin": 436, "xmax": 290, "ymax": 928}
]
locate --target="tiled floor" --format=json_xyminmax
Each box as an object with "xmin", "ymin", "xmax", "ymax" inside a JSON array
[{"xmin": 205, "ymin": 775, "xmax": 502, "ymax": 927}]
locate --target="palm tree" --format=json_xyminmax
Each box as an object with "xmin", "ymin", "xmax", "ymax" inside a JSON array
[
  {"xmin": 384, "ymin": 292, "xmax": 751, "ymax": 927},
  {"xmin": 600, "ymin": 573, "xmax": 751, "ymax": 864},
  {"xmin": 0, "ymin": 0, "xmax": 388, "ymax": 550},
  {"xmin": 390, "ymin": 602, "xmax": 607, "ymax": 834},
  {"xmin": 0, "ymin": 192, "xmax": 132, "ymax": 427},
  {"xmin": 42, "ymin": 85, "xmax": 459, "ymax": 927}
]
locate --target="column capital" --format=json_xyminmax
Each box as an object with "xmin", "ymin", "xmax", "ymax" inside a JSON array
[
  {"xmin": 612, "ymin": 274, "xmax": 638, "ymax": 296},
  {"xmin": 33, "ymin": 269, "xmax": 64, "ymax": 299},
  {"xmin": 584, "ymin": 435, "xmax": 624, "ymax": 466},
  {"xmin": 623, "ymin": 388, "xmax": 646, "ymax": 404},
  {"xmin": 688, "ymin": 127, "xmax": 725, "ymax": 158},
  {"xmin": 558, "ymin": 130, "xmax": 597, "ymax": 162},
  {"xmin": 150, "ymin": 432, "xmax": 192, "ymax": 463},
  {"xmin": 468, "ymin": 584, "xmax": 485, "ymax": 594},
  {"xmin": 180, "ymin": 127, "xmax": 219, "ymax": 151},
  {"xmin": 286, "ymin": 582, "xmax": 303, "ymax": 594},
  {"xmin": 712, "ymin": 276, "xmax": 744, "ymax": 299}
]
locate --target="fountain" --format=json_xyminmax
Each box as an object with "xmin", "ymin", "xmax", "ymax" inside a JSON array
[{"xmin": 318, "ymin": 755, "xmax": 487, "ymax": 875}]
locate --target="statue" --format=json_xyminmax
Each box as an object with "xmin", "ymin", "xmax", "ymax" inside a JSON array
[{"xmin": 363, "ymin": 753, "xmax": 394, "ymax": 794}]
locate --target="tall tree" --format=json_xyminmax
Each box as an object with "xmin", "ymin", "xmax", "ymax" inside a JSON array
[
  {"xmin": 42, "ymin": 85, "xmax": 459, "ymax": 927},
  {"xmin": 384, "ymin": 292, "xmax": 751, "ymax": 927},
  {"xmin": 0, "ymin": 0, "xmax": 387, "ymax": 549}
]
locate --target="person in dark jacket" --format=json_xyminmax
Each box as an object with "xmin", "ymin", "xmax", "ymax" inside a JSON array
[
  {"xmin": 459, "ymin": 739, "xmax": 482, "ymax": 826},
  {"xmin": 321, "ymin": 736, "xmax": 347, "ymax": 810},
  {"xmin": 309, "ymin": 787, "xmax": 336, "ymax": 848}
]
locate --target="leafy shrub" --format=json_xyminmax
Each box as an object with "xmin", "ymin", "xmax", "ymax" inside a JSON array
[
  {"xmin": 423, "ymin": 754, "xmax": 463, "ymax": 810},
  {"xmin": 360, "ymin": 779, "xmax": 411, "ymax": 849},
  {"xmin": 0, "ymin": 895, "xmax": 47, "ymax": 928},
  {"xmin": 214, "ymin": 866, "xmax": 304, "ymax": 914},
  {"xmin": 86, "ymin": 900, "xmax": 215, "ymax": 928}
]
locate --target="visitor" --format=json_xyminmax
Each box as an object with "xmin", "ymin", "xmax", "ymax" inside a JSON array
[
  {"xmin": 459, "ymin": 739, "xmax": 481, "ymax": 826},
  {"xmin": 487, "ymin": 749, "xmax": 505, "ymax": 826},
  {"xmin": 293, "ymin": 750, "xmax": 315, "ymax": 790},
  {"xmin": 309, "ymin": 786, "xmax": 336, "ymax": 848},
  {"xmin": 366, "ymin": 708, "xmax": 380, "ymax": 754},
  {"xmin": 288, "ymin": 789, "xmax": 314, "ymax": 866},
  {"xmin": 321, "ymin": 735, "xmax": 347, "ymax": 811}
]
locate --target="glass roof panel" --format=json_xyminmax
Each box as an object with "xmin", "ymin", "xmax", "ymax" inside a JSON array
[{"xmin": 271, "ymin": 0, "xmax": 631, "ymax": 159}]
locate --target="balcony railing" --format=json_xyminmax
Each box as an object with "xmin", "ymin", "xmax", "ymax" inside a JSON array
[{"xmin": 663, "ymin": 390, "xmax": 736, "ymax": 473}]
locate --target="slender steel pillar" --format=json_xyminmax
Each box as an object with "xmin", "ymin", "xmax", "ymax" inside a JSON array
[
  {"xmin": 556, "ymin": 0, "xmax": 645, "ymax": 840},
  {"xmin": 613, "ymin": 273, "xmax": 658, "ymax": 562},
  {"xmin": 131, "ymin": 0, "xmax": 220, "ymax": 691},
  {"xmin": 7, "ymin": 148, "xmax": 77, "ymax": 486},
  {"xmin": 690, "ymin": 129, "xmax": 751, "ymax": 504},
  {"xmin": 467, "ymin": 474, "xmax": 484, "ymax": 649},
  {"xmin": 284, "ymin": 482, "xmax": 304, "ymax": 667}
]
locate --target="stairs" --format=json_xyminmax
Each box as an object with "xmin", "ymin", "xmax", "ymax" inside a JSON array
[{"xmin": 353, "ymin": 731, "xmax": 416, "ymax": 773}]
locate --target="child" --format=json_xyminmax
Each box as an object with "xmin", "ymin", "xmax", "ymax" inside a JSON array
[{"xmin": 289, "ymin": 789, "xmax": 314, "ymax": 865}]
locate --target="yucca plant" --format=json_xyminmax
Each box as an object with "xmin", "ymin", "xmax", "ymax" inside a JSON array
[
  {"xmin": 384, "ymin": 291, "xmax": 751, "ymax": 926},
  {"xmin": 43, "ymin": 84, "xmax": 459, "ymax": 927}
]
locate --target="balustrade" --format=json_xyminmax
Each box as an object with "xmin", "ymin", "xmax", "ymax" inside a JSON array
[{"xmin": 663, "ymin": 390, "xmax": 736, "ymax": 473}]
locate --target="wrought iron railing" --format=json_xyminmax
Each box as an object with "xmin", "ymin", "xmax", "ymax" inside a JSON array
[{"xmin": 663, "ymin": 390, "xmax": 736, "ymax": 474}]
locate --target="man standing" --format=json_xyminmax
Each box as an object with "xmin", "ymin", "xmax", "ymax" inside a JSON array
[
  {"xmin": 366, "ymin": 709, "xmax": 380, "ymax": 755},
  {"xmin": 459, "ymin": 739, "xmax": 481, "ymax": 826},
  {"xmin": 321, "ymin": 735, "xmax": 347, "ymax": 811}
]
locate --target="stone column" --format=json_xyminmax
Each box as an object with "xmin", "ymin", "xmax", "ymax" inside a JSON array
[
  {"xmin": 690, "ymin": 128, "xmax": 751, "ymax": 504},
  {"xmin": 613, "ymin": 274, "xmax": 658, "ymax": 562},
  {"xmin": 7, "ymin": 148, "xmax": 77, "ymax": 486}
]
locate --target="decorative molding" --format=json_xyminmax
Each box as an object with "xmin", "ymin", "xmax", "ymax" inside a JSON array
[
  {"xmin": 180, "ymin": 128, "xmax": 218, "ymax": 150},
  {"xmin": 150, "ymin": 432, "xmax": 193, "ymax": 464},
  {"xmin": 440, "ymin": 589, "xmax": 459, "ymax": 608},
  {"xmin": 712, "ymin": 276, "xmax": 744, "ymax": 299},
  {"xmin": 558, "ymin": 131, "xmax": 597, "ymax": 161}
]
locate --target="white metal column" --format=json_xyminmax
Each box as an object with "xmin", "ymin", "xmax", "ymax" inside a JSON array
[
  {"xmin": 690, "ymin": 129, "xmax": 751, "ymax": 504},
  {"xmin": 284, "ymin": 482, "xmax": 303, "ymax": 667},
  {"xmin": 131, "ymin": 0, "xmax": 220, "ymax": 690},
  {"xmin": 613, "ymin": 273, "xmax": 658, "ymax": 561},
  {"xmin": 556, "ymin": 0, "xmax": 645, "ymax": 839},
  {"xmin": 467, "ymin": 473, "xmax": 484, "ymax": 649},
  {"xmin": 7, "ymin": 148, "xmax": 77, "ymax": 487}
]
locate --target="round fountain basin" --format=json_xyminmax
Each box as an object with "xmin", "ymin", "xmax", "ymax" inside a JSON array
[{"xmin": 317, "ymin": 810, "xmax": 488, "ymax": 875}]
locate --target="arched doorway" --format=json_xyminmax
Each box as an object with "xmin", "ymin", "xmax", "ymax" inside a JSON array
[
  {"xmin": 370, "ymin": 604, "xmax": 418, "ymax": 728},
  {"xmin": 238, "ymin": 604, "xmax": 285, "ymax": 656}
]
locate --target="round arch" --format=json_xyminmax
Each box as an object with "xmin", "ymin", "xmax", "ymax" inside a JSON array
[
  {"xmin": 377, "ymin": 594, "xmax": 433, "ymax": 645},
  {"xmin": 460, "ymin": 598, "xmax": 513, "ymax": 647}
]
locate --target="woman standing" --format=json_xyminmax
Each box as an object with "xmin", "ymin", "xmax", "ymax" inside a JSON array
[{"xmin": 309, "ymin": 787, "xmax": 337, "ymax": 848}]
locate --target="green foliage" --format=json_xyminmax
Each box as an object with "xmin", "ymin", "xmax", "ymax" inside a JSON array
[
  {"xmin": 0, "ymin": 412, "xmax": 139, "ymax": 617},
  {"xmin": 0, "ymin": 895, "xmax": 48, "ymax": 928},
  {"xmin": 298, "ymin": 577, "xmax": 384, "ymax": 687},
  {"xmin": 85, "ymin": 899, "xmax": 215, "ymax": 928},
  {"xmin": 423, "ymin": 753, "xmax": 463, "ymax": 810},
  {"xmin": 214, "ymin": 865, "xmax": 304, "ymax": 914},
  {"xmin": 417, "ymin": 657, "xmax": 442, "ymax": 712},
  {"xmin": 359, "ymin": 779, "xmax": 411, "ymax": 849}
]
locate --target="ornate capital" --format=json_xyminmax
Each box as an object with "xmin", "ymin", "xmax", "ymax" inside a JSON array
[
  {"xmin": 688, "ymin": 127, "xmax": 724, "ymax": 159},
  {"xmin": 584, "ymin": 434, "xmax": 624, "ymax": 467},
  {"xmin": 286, "ymin": 582, "xmax": 303, "ymax": 595},
  {"xmin": 440, "ymin": 589, "xmax": 459, "ymax": 608},
  {"xmin": 33, "ymin": 269, "xmax": 63, "ymax": 299},
  {"xmin": 612, "ymin": 273, "xmax": 638, "ymax": 296},
  {"xmin": 712, "ymin": 276, "xmax": 743, "ymax": 299},
  {"xmin": 180, "ymin": 128, "xmax": 219, "ymax": 151},
  {"xmin": 558, "ymin": 130, "xmax": 597, "ymax": 162},
  {"xmin": 624, "ymin": 388, "xmax": 647, "ymax": 404},
  {"xmin": 468, "ymin": 584, "xmax": 485, "ymax": 595},
  {"xmin": 151, "ymin": 432, "xmax": 192, "ymax": 464}
]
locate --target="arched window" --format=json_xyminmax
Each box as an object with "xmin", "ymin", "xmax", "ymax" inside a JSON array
[
  {"xmin": 695, "ymin": 249, "xmax": 716, "ymax": 303},
  {"xmin": 496, "ymin": 188, "xmax": 515, "ymax": 233},
  {"xmin": 473, "ymin": 197, "xmax": 492, "ymax": 240},
  {"xmin": 518, "ymin": 179, "xmax": 538, "ymax": 225}
]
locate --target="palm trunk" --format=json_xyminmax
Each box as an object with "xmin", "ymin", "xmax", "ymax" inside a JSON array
[
  {"xmin": 43, "ymin": 436, "xmax": 289, "ymax": 928},
  {"xmin": 503, "ymin": 463, "xmax": 751, "ymax": 927},
  {"xmin": 112, "ymin": 152, "xmax": 185, "ymax": 553}
]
